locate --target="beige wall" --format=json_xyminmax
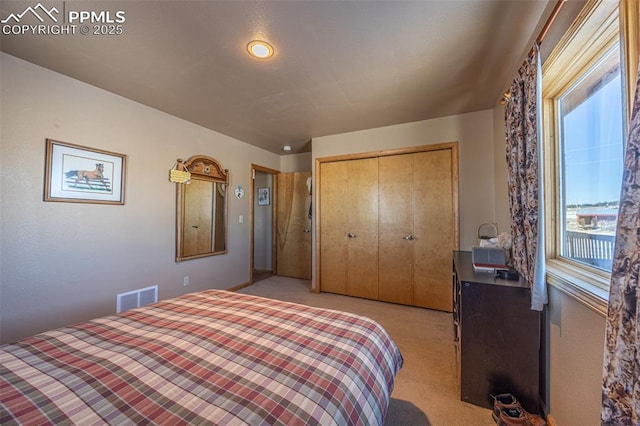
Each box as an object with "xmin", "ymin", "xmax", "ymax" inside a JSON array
[
  {"xmin": 492, "ymin": 105, "xmax": 510, "ymax": 233},
  {"xmin": 547, "ymin": 286, "xmax": 606, "ymax": 425},
  {"xmin": 0, "ymin": 53, "xmax": 280, "ymax": 343},
  {"xmin": 281, "ymin": 152, "xmax": 312, "ymax": 173}
]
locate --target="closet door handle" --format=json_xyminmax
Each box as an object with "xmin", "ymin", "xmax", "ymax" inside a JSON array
[
  {"xmin": 348, "ymin": 232, "xmax": 357, "ymax": 238},
  {"xmin": 403, "ymin": 234, "xmax": 415, "ymax": 240}
]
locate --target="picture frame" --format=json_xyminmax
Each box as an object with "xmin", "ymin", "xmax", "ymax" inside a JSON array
[
  {"xmin": 257, "ymin": 187, "xmax": 270, "ymax": 206},
  {"xmin": 44, "ymin": 139, "xmax": 127, "ymax": 204}
]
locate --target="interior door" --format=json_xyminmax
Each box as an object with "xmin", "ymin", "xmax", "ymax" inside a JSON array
[
  {"xmin": 413, "ymin": 149, "xmax": 455, "ymax": 311},
  {"xmin": 182, "ymin": 179, "xmax": 213, "ymax": 257},
  {"xmin": 320, "ymin": 161, "xmax": 349, "ymax": 295},
  {"xmin": 320, "ymin": 158, "xmax": 378, "ymax": 299},
  {"xmin": 378, "ymin": 148, "xmax": 456, "ymax": 310},
  {"xmin": 319, "ymin": 145, "xmax": 457, "ymax": 309},
  {"xmin": 346, "ymin": 158, "xmax": 379, "ymax": 299},
  {"xmin": 378, "ymin": 154, "xmax": 415, "ymax": 305},
  {"xmin": 276, "ymin": 172, "xmax": 312, "ymax": 279}
]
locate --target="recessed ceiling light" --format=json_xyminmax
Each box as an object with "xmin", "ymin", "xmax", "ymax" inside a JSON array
[
  {"xmin": 247, "ymin": 40, "xmax": 274, "ymax": 59},
  {"xmin": 282, "ymin": 145, "xmax": 292, "ymax": 152}
]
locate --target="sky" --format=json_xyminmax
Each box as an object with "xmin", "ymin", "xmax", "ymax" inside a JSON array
[{"xmin": 561, "ymin": 72, "xmax": 624, "ymax": 206}]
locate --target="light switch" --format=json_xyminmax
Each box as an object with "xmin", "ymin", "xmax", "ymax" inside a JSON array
[{"xmin": 239, "ymin": 215, "xmax": 244, "ymax": 223}]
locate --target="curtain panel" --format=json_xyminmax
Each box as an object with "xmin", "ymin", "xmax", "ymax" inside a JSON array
[
  {"xmin": 601, "ymin": 64, "xmax": 640, "ymax": 426},
  {"xmin": 504, "ymin": 44, "xmax": 547, "ymax": 311}
]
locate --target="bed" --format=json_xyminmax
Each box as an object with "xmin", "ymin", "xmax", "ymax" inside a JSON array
[{"xmin": 0, "ymin": 290, "xmax": 403, "ymax": 425}]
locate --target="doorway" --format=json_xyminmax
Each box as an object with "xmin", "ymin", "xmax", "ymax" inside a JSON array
[
  {"xmin": 251, "ymin": 165, "xmax": 278, "ymax": 283},
  {"xmin": 250, "ymin": 165, "xmax": 314, "ymax": 285}
]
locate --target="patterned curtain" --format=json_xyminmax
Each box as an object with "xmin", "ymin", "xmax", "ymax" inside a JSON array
[
  {"xmin": 504, "ymin": 44, "xmax": 547, "ymax": 311},
  {"xmin": 601, "ymin": 65, "xmax": 640, "ymax": 425}
]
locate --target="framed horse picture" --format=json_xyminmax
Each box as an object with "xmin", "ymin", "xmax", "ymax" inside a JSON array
[{"xmin": 44, "ymin": 139, "xmax": 127, "ymax": 204}]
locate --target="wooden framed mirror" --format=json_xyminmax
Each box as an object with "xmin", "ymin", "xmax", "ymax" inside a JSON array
[{"xmin": 176, "ymin": 155, "xmax": 229, "ymax": 262}]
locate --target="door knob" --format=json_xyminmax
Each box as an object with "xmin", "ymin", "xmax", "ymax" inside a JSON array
[
  {"xmin": 403, "ymin": 234, "xmax": 415, "ymax": 240},
  {"xmin": 192, "ymin": 225, "xmax": 199, "ymax": 229},
  {"xmin": 303, "ymin": 229, "xmax": 311, "ymax": 233},
  {"xmin": 348, "ymin": 232, "xmax": 357, "ymax": 238}
]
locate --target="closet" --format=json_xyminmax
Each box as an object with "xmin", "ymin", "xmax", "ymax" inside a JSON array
[{"xmin": 318, "ymin": 143, "xmax": 458, "ymax": 311}]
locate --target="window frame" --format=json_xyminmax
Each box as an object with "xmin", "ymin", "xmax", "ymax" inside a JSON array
[{"xmin": 542, "ymin": 0, "xmax": 632, "ymax": 315}]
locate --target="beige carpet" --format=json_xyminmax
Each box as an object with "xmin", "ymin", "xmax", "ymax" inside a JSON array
[{"xmin": 238, "ymin": 275, "xmax": 496, "ymax": 426}]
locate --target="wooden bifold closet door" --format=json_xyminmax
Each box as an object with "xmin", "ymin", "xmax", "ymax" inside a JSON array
[
  {"xmin": 319, "ymin": 158, "xmax": 379, "ymax": 299},
  {"xmin": 319, "ymin": 144, "xmax": 458, "ymax": 311},
  {"xmin": 378, "ymin": 150, "xmax": 455, "ymax": 311}
]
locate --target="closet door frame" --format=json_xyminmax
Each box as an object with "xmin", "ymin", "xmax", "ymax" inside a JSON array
[{"xmin": 315, "ymin": 142, "xmax": 460, "ymax": 296}]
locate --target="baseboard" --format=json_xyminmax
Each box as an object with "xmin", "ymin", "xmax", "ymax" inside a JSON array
[{"xmin": 227, "ymin": 281, "xmax": 252, "ymax": 292}]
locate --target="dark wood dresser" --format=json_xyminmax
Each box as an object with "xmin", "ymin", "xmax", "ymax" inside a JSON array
[{"xmin": 453, "ymin": 251, "xmax": 540, "ymax": 414}]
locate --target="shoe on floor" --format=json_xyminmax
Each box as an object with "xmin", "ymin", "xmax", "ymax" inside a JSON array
[
  {"xmin": 496, "ymin": 406, "xmax": 546, "ymax": 426},
  {"xmin": 491, "ymin": 393, "xmax": 520, "ymax": 423}
]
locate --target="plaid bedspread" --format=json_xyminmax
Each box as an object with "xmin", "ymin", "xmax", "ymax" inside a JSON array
[{"xmin": 1, "ymin": 290, "xmax": 403, "ymax": 425}]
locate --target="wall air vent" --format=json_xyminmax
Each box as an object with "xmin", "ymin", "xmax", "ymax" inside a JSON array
[{"xmin": 116, "ymin": 285, "xmax": 158, "ymax": 313}]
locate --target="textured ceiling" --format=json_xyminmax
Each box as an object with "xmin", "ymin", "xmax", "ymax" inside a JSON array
[{"xmin": 0, "ymin": 0, "xmax": 555, "ymax": 154}]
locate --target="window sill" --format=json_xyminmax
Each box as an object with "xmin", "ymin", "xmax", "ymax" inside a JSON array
[{"xmin": 545, "ymin": 259, "xmax": 609, "ymax": 317}]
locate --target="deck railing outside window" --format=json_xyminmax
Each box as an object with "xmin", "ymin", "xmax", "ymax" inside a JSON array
[{"xmin": 564, "ymin": 231, "xmax": 615, "ymax": 270}]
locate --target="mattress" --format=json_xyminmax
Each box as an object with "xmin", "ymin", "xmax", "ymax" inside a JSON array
[{"xmin": 1, "ymin": 290, "xmax": 403, "ymax": 425}]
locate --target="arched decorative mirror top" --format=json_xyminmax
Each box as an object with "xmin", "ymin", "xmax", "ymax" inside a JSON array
[{"xmin": 176, "ymin": 155, "xmax": 229, "ymax": 262}]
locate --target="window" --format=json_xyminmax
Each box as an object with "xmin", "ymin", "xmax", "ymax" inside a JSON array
[
  {"xmin": 542, "ymin": 0, "xmax": 636, "ymax": 311},
  {"xmin": 557, "ymin": 44, "xmax": 624, "ymax": 273}
]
